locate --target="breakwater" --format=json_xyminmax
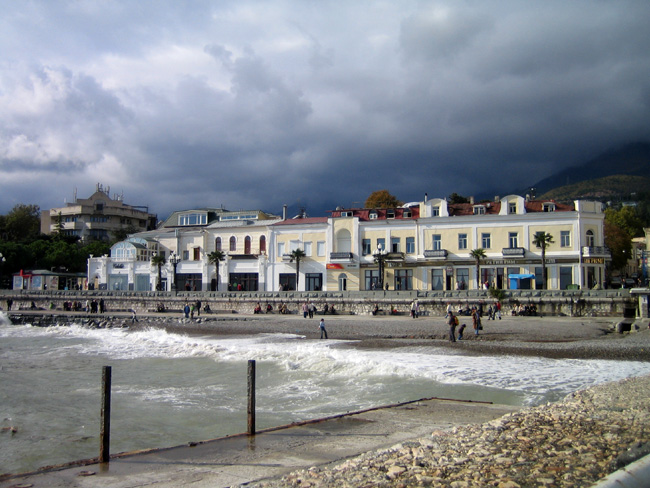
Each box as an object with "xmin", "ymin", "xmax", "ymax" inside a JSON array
[{"xmin": 0, "ymin": 288, "xmax": 635, "ymax": 318}]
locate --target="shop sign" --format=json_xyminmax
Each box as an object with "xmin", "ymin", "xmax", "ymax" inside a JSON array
[
  {"xmin": 326, "ymin": 263, "xmax": 344, "ymax": 269},
  {"xmin": 583, "ymin": 258, "xmax": 605, "ymax": 264}
]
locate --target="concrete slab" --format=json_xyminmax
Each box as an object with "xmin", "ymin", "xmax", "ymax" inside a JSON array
[{"xmin": 0, "ymin": 398, "xmax": 519, "ymax": 488}]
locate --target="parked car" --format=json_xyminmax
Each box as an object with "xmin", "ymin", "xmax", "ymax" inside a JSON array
[
  {"xmin": 609, "ymin": 276, "xmax": 622, "ymax": 288},
  {"xmin": 624, "ymin": 278, "xmax": 637, "ymax": 288}
]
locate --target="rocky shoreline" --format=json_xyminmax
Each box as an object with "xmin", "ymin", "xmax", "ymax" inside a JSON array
[{"xmin": 249, "ymin": 374, "xmax": 650, "ymax": 488}]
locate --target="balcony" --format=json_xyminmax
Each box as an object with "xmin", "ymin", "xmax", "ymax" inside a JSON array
[
  {"xmin": 424, "ymin": 249, "xmax": 448, "ymax": 259},
  {"xmin": 502, "ymin": 247, "xmax": 525, "ymax": 257},
  {"xmin": 330, "ymin": 252, "xmax": 354, "ymax": 261},
  {"xmin": 581, "ymin": 246, "xmax": 610, "ymax": 257}
]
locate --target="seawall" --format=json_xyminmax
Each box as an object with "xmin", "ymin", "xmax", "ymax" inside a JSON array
[{"xmin": 0, "ymin": 288, "xmax": 635, "ymax": 318}]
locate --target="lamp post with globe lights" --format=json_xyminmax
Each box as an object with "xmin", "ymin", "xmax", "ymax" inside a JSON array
[
  {"xmin": 169, "ymin": 252, "xmax": 181, "ymax": 292},
  {"xmin": 373, "ymin": 244, "xmax": 387, "ymax": 290}
]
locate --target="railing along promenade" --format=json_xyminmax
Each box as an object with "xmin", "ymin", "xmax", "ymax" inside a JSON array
[{"xmin": 0, "ymin": 287, "xmax": 636, "ymax": 317}]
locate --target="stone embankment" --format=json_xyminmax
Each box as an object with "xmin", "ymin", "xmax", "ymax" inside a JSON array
[{"xmin": 251, "ymin": 375, "xmax": 650, "ymax": 488}]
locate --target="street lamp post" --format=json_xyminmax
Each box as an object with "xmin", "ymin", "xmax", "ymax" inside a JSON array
[
  {"xmin": 373, "ymin": 244, "xmax": 387, "ymax": 290},
  {"xmin": 169, "ymin": 252, "xmax": 181, "ymax": 292}
]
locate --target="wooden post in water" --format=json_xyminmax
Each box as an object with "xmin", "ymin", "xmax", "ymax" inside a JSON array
[
  {"xmin": 247, "ymin": 360, "xmax": 256, "ymax": 435},
  {"xmin": 100, "ymin": 365, "xmax": 112, "ymax": 463}
]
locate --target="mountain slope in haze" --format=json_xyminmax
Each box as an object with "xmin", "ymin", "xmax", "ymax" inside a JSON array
[
  {"xmin": 529, "ymin": 142, "xmax": 650, "ymax": 196},
  {"xmin": 540, "ymin": 174, "xmax": 650, "ymax": 201}
]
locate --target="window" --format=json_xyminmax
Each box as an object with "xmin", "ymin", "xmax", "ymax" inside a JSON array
[
  {"xmin": 369, "ymin": 211, "xmax": 378, "ymax": 220},
  {"xmin": 508, "ymin": 202, "xmax": 517, "ymax": 214},
  {"xmin": 543, "ymin": 203, "xmax": 556, "ymax": 212},
  {"xmin": 482, "ymin": 233, "xmax": 491, "ymax": 249},
  {"xmin": 509, "ymin": 232, "xmax": 519, "ymax": 248},
  {"xmin": 305, "ymin": 273, "xmax": 322, "ymax": 291},
  {"xmin": 586, "ymin": 230, "xmax": 595, "ymax": 247},
  {"xmin": 229, "ymin": 236, "xmax": 237, "ymax": 252},
  {"xmin": 386, "ymin": 210, "xmax": 395, "ymax": 219},
  {"xmin": 432, "ymin": 234, "xmax": 441, "ymax": 250},
  {"xmin": 259, "ymin": 235, "xmax": 266, "ymax": 253},
  {"xmin": 431, "ymin": 269, "xmax": 444, "ymax": 290},
  {"xmin": 193, "ymin": 247, "xmax": 201, "ymax": 260},
  {"xmin": 244, "ymin": 236, "xmax": 251, "ymax": 254},
  {"xmin": 432, "ymin": 206, "xmax": 440, "ymax": 216},
  {"xmin": 377, "ymin": 238, "xmax": 385, "ymax": 252},
  {"xmin": 394, "ymin": 269, "xmax": 412, "ymax": 290},
  {"xmin": 278, "ymin": 242, "xmax": 285, "ymax": 257},
  {"xmin": 341, "ymin": 211, "xmax": 352, "ymax": 217},
  {"xmin": 365, "ymin": 270, "xmax": 380, "ymax": 290},
  {"xmin": 182, "ymin": 250, "xmax": 189, "ymax": 260},
  {"xmin": 304, "ymin": 241, "xmax": 312, "ymax": 256},
  {"xmin": 561, "ymin": 231, "xmax": 571, "ymax": 247},
  {"xmin": 391, "ymin": 237, "xmax": 400, "ymax": 252},
  {"xmin": 290, "ymin": 240, "xmax": 300, "ymax": 252},
  {"xmin": 403, "ymin": 210, "xmax": 412, "ymax": 218},
  {"xmin": 406, "ymin": 237, "xmax": 415, "ymax": 254},
  {"xmin": 456, "ymin": 268, "xmax": 469, "ymax": 289},
  {"xmin": 216, "ymin": 237, "xmax": 222, "ymax": 251},
  {"xmin": 473, "ymin": 206, "xmax": 486, "ymax": 215},
  {"xmin": 179, "ymin": 213, "xmax": 207, "ymax": 226},
  {"xmin": 362, "ymin": 239, "xmax": 372, "ymax": 255},
  {"xmin": 458, "ymin": 233, "xmax": 468, "ymax": 250},
  {"xmin": 317, "ymin": 241, "xmax": 326, "ymax": 256}
]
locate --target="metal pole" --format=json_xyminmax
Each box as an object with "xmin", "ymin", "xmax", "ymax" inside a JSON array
[
  {"xmin": 100, "ymin": 366, "xmax": 112, "ymax": 463},
  {"xmin": 247, "ymin": 360, "xmax": 256, "ymax": 435}
]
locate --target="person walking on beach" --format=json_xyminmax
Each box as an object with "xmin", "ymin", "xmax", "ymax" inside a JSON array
[
  {"xmin": 447, "ymin": 312, "xmax": 457, "ymax": 342},
  {"xmin": 495, "ymin": 301, "xmax": 502, "ymax": 319},
  {"xmin": 319, "ymin": 318, "xmax": 328, "ymax": 339}
]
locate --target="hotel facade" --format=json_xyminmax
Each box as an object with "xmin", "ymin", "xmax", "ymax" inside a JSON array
[{"xmin": 87, "ymin": 195, "xmax": 609, "ymax": 292}]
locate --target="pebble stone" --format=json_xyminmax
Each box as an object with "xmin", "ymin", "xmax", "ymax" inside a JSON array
[{"xmin": 248, "ymin": 374, "xmax": 650, "ymax": 488}]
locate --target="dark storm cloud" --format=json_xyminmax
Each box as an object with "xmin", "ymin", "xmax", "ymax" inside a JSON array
[{"xmin": 0, "ymin": 0, "xmax": 649, "ymax": 219}]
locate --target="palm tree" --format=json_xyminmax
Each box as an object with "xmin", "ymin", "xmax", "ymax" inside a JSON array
[
  {"xmin": 289, "ymin": 248, "xmax": 307, "ymax": 290},
  {"xmin": 533, "ymin": 231, "xmax": 554, "ymax": 289},
  {"xmin": 469, "ymin": 248, "xmax": 487, "ymax": 289},
  {"xmin": 151, "ymin": 254, "xmax": 166, "ymax": 291},
  {"xmin": 207, "ymin": 250, "xmax": 225, "ymax": 291}
]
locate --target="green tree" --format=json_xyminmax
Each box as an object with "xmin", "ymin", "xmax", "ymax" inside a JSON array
[
  {"xmin": 605, "ymin": 220, "xmax": 632, "ymax": 272},
  {"xmin": 605, "ymin": 206, "xmax": 644, "ymax": 238},
  {"xmin": 151, "ymin": 254, "xmax": 166, "ymax": 291},
  {"xmin": 365, "ymin": 190, "xmax": 403, "ymax": 209},
  {"xmin": 448, "ymin": 193, "xmax": 470, "ymax": 204},
  {"xmin": 289, "ymin": 248, "xmax": 307, "ymax": 290},
  {"xmin": 469, "ymin": 248, "xmax": 486, "ymax": 289},
  {"xmin": 207, "ymin": 250, "xmax": 225, "ymax": 291},
  {"xmin": 532, "ymin": 232, "xmax": 554, "ymax": 289},
  {"xmin": 5, "ymin": 204, "xmax": 41, "ymax": 242}
]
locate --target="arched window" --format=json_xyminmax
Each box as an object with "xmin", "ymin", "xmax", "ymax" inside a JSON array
[
  {"xmin": 215, "ymin": 237, "xmax": 222, "ymax": 251},
  {"xmin": 259, "ymin": 235, "xmax": 266, "ymax": 254},
  {"xmin": 229, "ymin": 236, "xmax": 237, "ymax": 252},
  {"xmin": 336, "ymin": 229, "xmax": 352, "ymax": 252},
  {"xmin": 338, "ymin": 273, "xmax": 348, "ymax": 291},
  {"xmin": 586, "ymin": 230, "xmax": 595, "ymax": 247},
  {"xmin": 245, "ymin": 236, "xmax": 252, "ymax": 254}
]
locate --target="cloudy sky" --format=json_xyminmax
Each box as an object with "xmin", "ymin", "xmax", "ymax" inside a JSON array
[{"xmin": 1, "ymin": 1, "xmax": 649, "ymax": 220}]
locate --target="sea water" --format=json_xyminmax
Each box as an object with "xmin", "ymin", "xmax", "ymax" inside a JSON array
[{"xmin": 2, "ymin": 313, "xmax": 650, "ymax": 474}]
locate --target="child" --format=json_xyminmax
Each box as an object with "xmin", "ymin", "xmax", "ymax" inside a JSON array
[{"xmin": 457, "ymin": 323, "xmax": 466, "ymax": 341}]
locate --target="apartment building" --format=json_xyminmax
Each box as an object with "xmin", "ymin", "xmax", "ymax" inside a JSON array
[{"xmin": 41, "ymin": 183, "xmax": 157, "ymax": 242}]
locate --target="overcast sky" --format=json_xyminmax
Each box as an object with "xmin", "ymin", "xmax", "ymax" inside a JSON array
[{"xmin": 1, "ymin": 1, "xmax": 649, "ymax": 221}]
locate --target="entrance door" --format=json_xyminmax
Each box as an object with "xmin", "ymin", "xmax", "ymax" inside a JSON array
[{"xmin": 338, "ymin": 273, "xmax": 347, "ymax": 291}]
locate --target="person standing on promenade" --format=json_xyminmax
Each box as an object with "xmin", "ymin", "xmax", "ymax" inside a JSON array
[
  {"xmin": 496, "ymin": 301, "xmax": 502, "ymax": 319},
  {"xmin": 319, "ymin": 318, "xmax": 328, "ymax": 339},
  {"xmin": 447, "ymin": 312, "xmax": 457, "ymax": 342},
  {"xmin": 472, "ymin": 307, "xmax": 481, "ymax": 336},
  {"xmin": 303, "ymin": 301, "xmax": 309, "ymax": 318}
]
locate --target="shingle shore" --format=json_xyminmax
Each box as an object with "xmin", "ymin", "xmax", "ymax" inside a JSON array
[{"xmin": 248, "ymin": 374, "xmax": 650, "ymax": 488}]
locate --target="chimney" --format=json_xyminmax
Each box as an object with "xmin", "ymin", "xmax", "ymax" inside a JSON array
[
  {"xmin": 469, "ymin": 196, "xmax": 474, "ymax": 204},
  {"xmin": 282, "ymin": 204, "xmax": 287, "ymax": 220},
  {"xmin": 494, "ymin": 195, "xmax": 500, "ymax": 202},
  {"xmin": 424, "ymin": 192, "xmax": 428, "ymax": 203}
]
